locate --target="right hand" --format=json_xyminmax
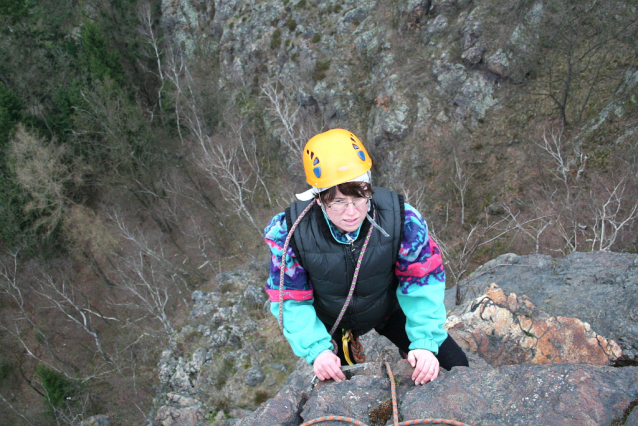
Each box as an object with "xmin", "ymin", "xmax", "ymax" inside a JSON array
[{"xmin": 313, "ymin": 350, "xmax": 346, "ymax": 382}]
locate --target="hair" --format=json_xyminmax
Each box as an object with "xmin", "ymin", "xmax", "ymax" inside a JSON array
[{"xmin": 317, "ymin": 182, "xmax": 374, "ymax": 204}]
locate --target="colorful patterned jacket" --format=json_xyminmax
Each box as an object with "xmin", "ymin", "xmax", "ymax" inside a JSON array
[{"xmin": 264, "ymin": 195, "xmax": 447, "ymax": 365}]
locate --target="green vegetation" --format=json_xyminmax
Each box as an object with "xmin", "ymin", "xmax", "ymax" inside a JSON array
[
  {"xmin": 37, "ymin": 365, "xmax": 78, "ymax": 409},
  {"xmin": 271, "ymin": 28, "xmax": 282, "ymax": 49},
  {"xmin": 286, "ymin": 18, "xmax": 297, "ymax": 31},
  {"xmin": 314, "ymin": 59, "xmax": 331, "ymax": 80},
  {"xmin": 80, "ymin": 21, "xmax": 125, "ymax": 84},
  {"xmin": 311, "ymin": 33, "xmax": 321, "ymax": 43},
  {"xmin": 0, "ymin": 360, "xmax": 12, "ymax": 382}
]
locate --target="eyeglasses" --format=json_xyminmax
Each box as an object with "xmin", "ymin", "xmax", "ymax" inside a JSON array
[{"xmin": 326, "ymin": 198, "xmax": 370, "ymax": 212}]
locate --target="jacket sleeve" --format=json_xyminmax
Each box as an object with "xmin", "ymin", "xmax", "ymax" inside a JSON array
[
  {"xmin": 264, "ymin": 213, "xmax": 333, "ymax": 364},
  {"xmin": 394, "ymin": 204, "xmax": 448, "ymax": 354},
  {"xmin": 269, "ymin": 301, "xmax": 334, "ymax": 364}
]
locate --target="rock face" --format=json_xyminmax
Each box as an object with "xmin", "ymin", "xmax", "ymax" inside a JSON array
[
  {"xmin": 235, "ymin": 271, "xmax": 634, "ymax": 425},
  {"xmin": 153, "ymin": 261, "xmax": 300, "ymax": 425},
  {"xmin": 153, "ymin": 252, "xmax": 638, "ymax": 425},
  {"xmin": 239, "ymin": 361, "xmax": 638, "ymax": 426},
  {"xmin": 156, "ymin": 0, "xmax": 535, "ymax": 185},
  {"xmin": 458, "ymin": 251, "xmax": 638, "ymax": 364},
  {"xmin": 446, "ymin": 283, "xmax": 623, "ymax": 366}
]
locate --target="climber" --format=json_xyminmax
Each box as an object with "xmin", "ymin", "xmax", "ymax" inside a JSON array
[{"xmin": 263, "ymin": 129, "xmax": 468, "ymax": 385}]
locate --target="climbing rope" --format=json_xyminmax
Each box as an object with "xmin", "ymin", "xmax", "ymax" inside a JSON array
[
  {"xmin": 300, "ymin": 362, "xmax": 473, "ymax": 426},
  {"xmin": 278, "ymin": 199, "xmax": 317, "ymax": 331}
]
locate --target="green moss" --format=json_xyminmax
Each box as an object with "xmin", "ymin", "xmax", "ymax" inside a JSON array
[
  {"xmin": 295, "ymin": 0, "xmax": 307, "ymax": 8},
  {"xmin": 313, "ymin": 60, "xmax": 331, "ymax": 80},
  {"xmin": 286, "ymin": 18, "xmax": 297, "ymax": 31},
  {"xmin": 254, "ymin": 390, "xmax": 271, "ymax": 405},
  {"xmin": 270, "ymin": 28, "xmax": 282, "ymax": 49},
  {"xmin": 311, "ymin": 33, "xmax": 321, "ymax": 43}
]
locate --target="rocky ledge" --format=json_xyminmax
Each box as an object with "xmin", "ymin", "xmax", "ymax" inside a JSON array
[{"xmin": 154, "ymin": 251, "xmax": 638, "ymax": 425}]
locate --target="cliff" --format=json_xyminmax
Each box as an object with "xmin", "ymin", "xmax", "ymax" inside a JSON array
[{"xmin": 153, "ymin": 251, "xmax": 638, "ymax": 425}]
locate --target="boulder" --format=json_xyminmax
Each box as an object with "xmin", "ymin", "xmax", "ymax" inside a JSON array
[
  {"xmin": 446, "ymin": 283, "xmax": 623, "ymax": 366},
  {"xmin": 458, "ymin": 252, "xmax": 638, "ymax": 363},
  {"xmin": 155, "ymin": 405, "xmax": 206, "ymax": 426},
  {"xmin": 238, "ymin": 361, "xmax": 638, "ymax": 426}
]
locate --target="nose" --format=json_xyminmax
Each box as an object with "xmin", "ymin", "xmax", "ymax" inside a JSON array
[{"xmin": 344, "ymin": 201, "xmax": 358, "ymax": 214}]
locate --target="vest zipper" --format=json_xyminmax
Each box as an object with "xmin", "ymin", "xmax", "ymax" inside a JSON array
[
  {"xmin": 346, "ymin": 234, "xmax": 356, "ymax": 253},
  {"xmin": 343, "ymin": 237, "xmax": 358, "ymax": 324}
]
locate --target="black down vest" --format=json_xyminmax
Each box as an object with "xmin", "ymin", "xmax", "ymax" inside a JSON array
[{"xmin": 286, "ymin": 187, "xmax": 404, "ymax": 332}]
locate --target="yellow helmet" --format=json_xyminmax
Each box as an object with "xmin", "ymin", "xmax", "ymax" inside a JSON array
[{"xmin": 302, "ymin": 129, "xmax": 372, "ymax": 188}]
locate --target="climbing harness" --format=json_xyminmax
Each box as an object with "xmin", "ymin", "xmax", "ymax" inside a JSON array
[{"xmin": 300, "ymin": 362, "xmax": 473, "ymax": 426}]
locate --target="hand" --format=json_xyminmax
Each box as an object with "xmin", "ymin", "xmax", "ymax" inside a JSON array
[
  {"xmin": 313, "ymin": 350, "xmax": 346, "ymax": 383},
  {"xmin": 408, "ymin": 349, "xmax": 439, "ymax": 385}
]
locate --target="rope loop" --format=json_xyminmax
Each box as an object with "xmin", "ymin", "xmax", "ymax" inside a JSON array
[{"xmin": 300, "ymin": 363, "xmax": 473, "ymax": 426}]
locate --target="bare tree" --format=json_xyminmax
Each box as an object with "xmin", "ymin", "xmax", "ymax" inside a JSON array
[
  {"xmin": 431, "ymin": 213, "xmax": 519, "ymax": 305},
  {"xmin": 502, "ymin": 203, "xmax": 554, "ymax": 254},
  {"xmin": 193, "ymin": 132, "xmax": 263, "ymax": 233},
  {"xmin": 0, "ymin": 392, "xmax": 36, "ymax": 426},
  {"xmin": 450, "ymin": 151, "xmax": 474, "ymax": 225},
  {"xmin": 532, "ymin": 127, "xmax": 587, "ymax": 196},
  {"xmin": 136, "ymin": 1, "xmax": 165, "ymax": 117},
  {"xmin": 0, "ymin": 251, "xmax": 120, "ymax": 380},
  {"xmin": 530, "ymin": 121, "xmax": 638, "ymax": 253},
  {"xmin": 164, "ymin": 46, "xmax": 187, "ymax": 144},
  {"xmin": 528, "ymin": 0, "xmax": 638, "ymax": 126},
  {"xmin": 261, "ymin": 80, "xmax": 322, "ymax": 160},
  {"xmin": 585, "ymin": 176, "xmax": 638, "ymax": 251},
  {"xmin": 33, "ymin": 274, "xmax": 116, "ymax": 367},
  {"xmin": 9, "ymin": 125, "xmax": 80, "ymax": 234},
  {"xmin": 164, "ymin": 46, "xmax": 268, "ymax": 234},
  {"xmin": 107, "ymin": 211, "xmax": 194, "ymax": 337}
]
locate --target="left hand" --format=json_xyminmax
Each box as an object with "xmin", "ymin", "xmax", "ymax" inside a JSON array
[{"xmin": 408, "ymin": 349, "xmax": 439, "ymax": 385}]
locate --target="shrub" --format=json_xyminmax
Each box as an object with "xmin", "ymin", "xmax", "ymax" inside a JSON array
[
  {"xmin": 271, "ymin": 29, "xmax": 282, "ymax": 49},
  {"xmin": 36, "ymin": 365, "xmax": 78, "ymax": 408},
  {"xmin": 313, "ymin": 60, "xmax": 331, "ymax": 80}
]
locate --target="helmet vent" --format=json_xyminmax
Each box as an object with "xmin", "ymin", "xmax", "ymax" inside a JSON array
[{"xmin": 352, "ymin": 143, "xmax": 366, "ymax": 161}]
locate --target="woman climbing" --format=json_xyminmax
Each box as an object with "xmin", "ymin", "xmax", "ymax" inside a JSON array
[{"xmin": 264, "ymin": 129, "xmax": 468, "ymax": 385}]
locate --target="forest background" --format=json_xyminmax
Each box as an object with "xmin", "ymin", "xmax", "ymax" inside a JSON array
[{"xmin": 0, "ymin": 0, "xmax": 637, "ymax": 424}]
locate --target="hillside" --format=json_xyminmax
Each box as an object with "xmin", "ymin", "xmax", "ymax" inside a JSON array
[{"xmin": 0, "ymin": 0, "xmax": 637, "ymax": 424}]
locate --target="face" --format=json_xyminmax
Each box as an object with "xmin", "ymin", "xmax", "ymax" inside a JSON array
[{"xmin": 318, "ymin": 187, "xmax": 368, "ymax": 233}]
